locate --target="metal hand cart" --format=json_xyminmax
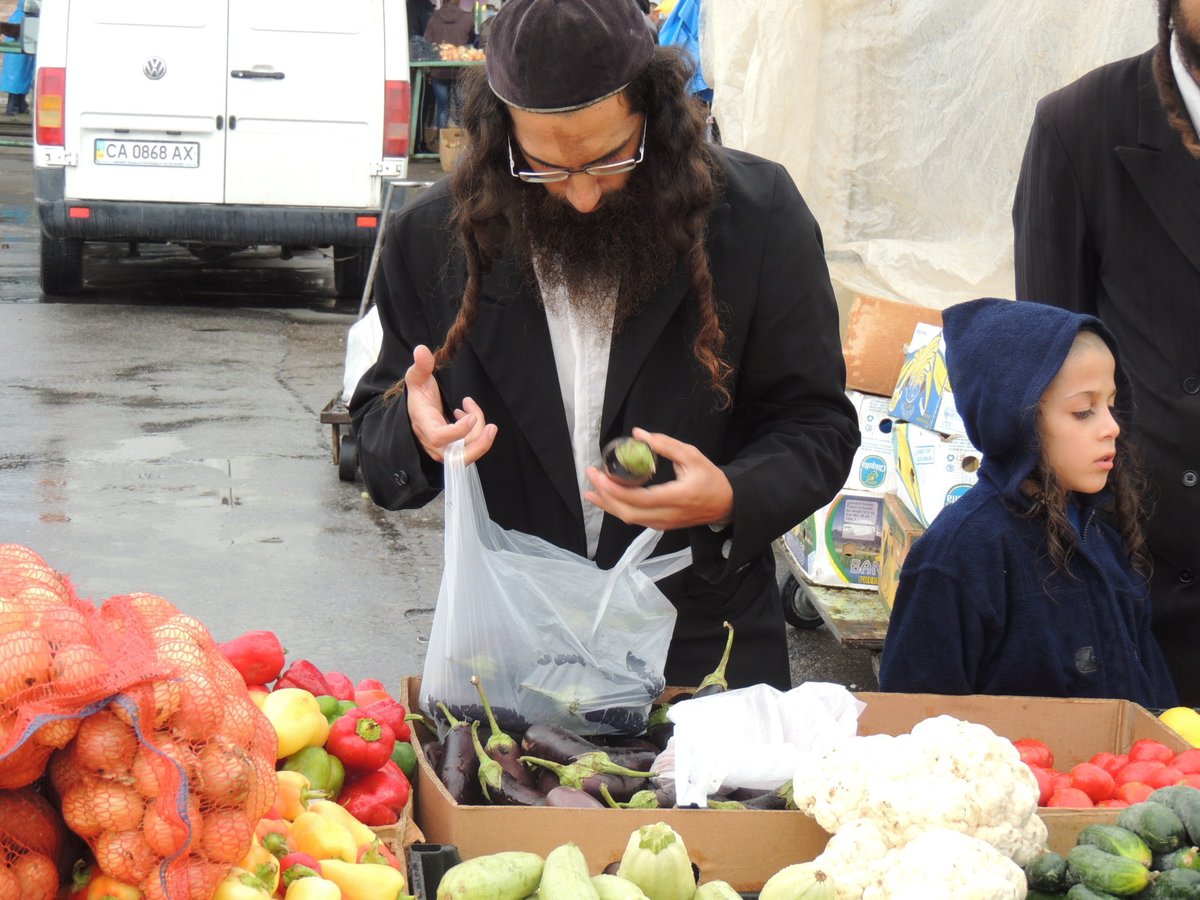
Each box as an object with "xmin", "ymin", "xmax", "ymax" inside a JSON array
[{"xmin": 321, "ymin": 178, "xmax": 435, "ymax": 482}]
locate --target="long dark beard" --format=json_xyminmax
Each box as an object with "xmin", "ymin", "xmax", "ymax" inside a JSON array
[
  {"xmin": 509, "ymin": 170, "xmax": 677, "ymax": 332},
  {"xmin": 1178, "ymin": 0, "xmax": 1200, "ymax": 78}
]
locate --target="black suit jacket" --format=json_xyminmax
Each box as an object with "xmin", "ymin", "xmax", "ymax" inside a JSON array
[
  {"xmin": 352, "ymin": 147, "xmax": 859, "ymax": 689},
  {"xmin": 1014, "ymin": 48, "xmax": 1200, "ymax": 703}
]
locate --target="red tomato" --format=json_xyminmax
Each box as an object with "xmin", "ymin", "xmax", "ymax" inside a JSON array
[
  {"xmin": 1098, "ymin": 799, "xmax": 1131, "ymax": 808},
  {"xmin": 1013, "ymin": 738, "xmax": 1054, "ymax": 770},
  {"xmin": 1069, "ymin": 762, "xmax": 1117, "ymax": 802},
  {"xmin": 1050, "ymin": 771, "xmax": 1072, "ymax": 794},
  {"xmin": 1128, "ymin": 739, "xmax": 1176, "ymax": 763},
  {"xmin": 1182, "ymin": 774, "xmax": 1200, "ymax": 789},
  {"xmin": 1090, "ymin": 751, "xmax": 1117, "ymax": 770},
  {"xmin": 1115, "ymin": 759, "xmax": 1167, "ymax": 786},
  {"xmin": 1046, "ymin": 787, "xmax": 1094, "ymax": 808},
  {"xmin": 1101, "ymin": 754, "xmax": 1129, "ymax": 776},
  {"xmin": 1028, "ymin": 765, "xmax": 1057, "ymax": 806},
  {"xmin": 1171, "ymin": 748, "xmax": 1200, "ymax": 774},
  {"xmin": 1146, "ymin": 766, "xmax": 1185, "ymax": 789},
  {"xmin": 1114, "ymin": 781, "xmax": 1154, "ymax": 804}
]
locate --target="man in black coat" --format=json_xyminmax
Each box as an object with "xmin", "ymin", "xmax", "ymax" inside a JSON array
[
  {"xmin": 351, "ymin": 0, "xmax": 858, "ymax": 691},
  {"xmin": 1013, "ymin": 0, "xmax": 1200, "ymax": 703}
]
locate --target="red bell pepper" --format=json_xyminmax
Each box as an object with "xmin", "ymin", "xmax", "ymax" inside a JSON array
[
  {"xmin": 218, "ymin": 630, "xmax": 287, "ymax": 686},
  {"xmin": 279, "ymin": 851, "xmax": 323, "ymax": 888},
  {"xmin": 325, "ymin": 708, "xmax": 396, "ymax": 774},
  {"xmin": 357, "ymin": 837, "xmax": 403, "ymax": 871},
  {"xmin": 275, "ymin": 659, "xmax": 332, "ymax": 696},
  {"xmin": 323, "ymin": 669, "xmax": 357, "ymax": 702},
  {"xmin": 338, "ymin": 766, "xmax": 411, "ymax": 826},
  {"xmin": 359, "ymin": 697, "xmax": 412, "ymax": 743},
  {"xmin": 354, "ymin": 677, "xmax": 392, "ymax": 706}
]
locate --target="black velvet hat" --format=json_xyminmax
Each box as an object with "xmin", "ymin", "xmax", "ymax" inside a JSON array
[{"xmin": 486, "ymin": 0, "xmax": 656, "ymax": 112}]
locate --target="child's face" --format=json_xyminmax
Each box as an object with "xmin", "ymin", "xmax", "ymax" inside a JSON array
[{"xmin": 1038, "ymin": 336, "xmax": 1120, "ymax": 494}]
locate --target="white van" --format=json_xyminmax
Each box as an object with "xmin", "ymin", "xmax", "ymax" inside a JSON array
[{"xmin": 23, "ymin": 0, "xmax": 410, "ymax": 298}]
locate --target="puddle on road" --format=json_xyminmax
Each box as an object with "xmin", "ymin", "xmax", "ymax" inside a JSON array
[{"xmin": 84, "ymin": 434, "xmax": 187, "ymax": 464}]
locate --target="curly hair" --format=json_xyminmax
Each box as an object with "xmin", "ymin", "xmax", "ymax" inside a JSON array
[
  {"xmin": 385, "ymin": 47, "xmax": 731, "ymax": 407},
  {"xmin": 1154, "ymin": 0, "xmax": 1200, "ymax": 159}
]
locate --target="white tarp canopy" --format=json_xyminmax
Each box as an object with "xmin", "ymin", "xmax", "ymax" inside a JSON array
[{"xmin": 701, "ymin": 0, "xmax": 1157, "ymax": 310}]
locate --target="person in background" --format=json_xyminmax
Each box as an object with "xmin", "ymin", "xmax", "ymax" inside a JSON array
[
  {"xmin": 879, "ymin": 299, "xmax": 1177, "ymax": 710},
  {"xmin": 407, "ymin": 0, "xmax": 436, "ymax": 40},
  {"xmin": 1, "ymin": 5, "xmax": 34, "ymax": 117},
  {"xmin": 350, "ymin": 0, "xmax": 859, "ymax": 690},
  {"xmin": 1013, "ymin": 0, "xmax": 1200, "ymax": 704},
  {"xmin": 424, "ymin": 0, "xmax": 476, "ymax": 142}
]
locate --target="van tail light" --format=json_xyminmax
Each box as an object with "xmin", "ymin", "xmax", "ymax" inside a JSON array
[
  {"xmin": 36, "ymin": 67, "xmax": 66, "ymax": 147},
  {"xmin": 383, "ymin": 80, "xmax": 410, "ymax": 158}
]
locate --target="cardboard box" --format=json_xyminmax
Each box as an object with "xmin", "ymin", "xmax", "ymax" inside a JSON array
[
  {"xmin": 842, "ymin": 294, "xmax": 943, "ymax": 397},
  {"xmin": 785, "ymin": 490, "xmax": 884, "ymax": 591},
  {"xmin": 878, "ymin": 493, "xmax": 924, "ymax": 609},
  {"xmin": 892, "ymin": 422, "xmax": 980, "ymax": 527},
  {"xmin": 439, "ymin": 126, "xmax": 467, "ymax": 172},
  {"xmin": 405, "ymin": 679, "xmax": 1189, "ymax": 878},
  {"xmin": 887, "ymin": 323, "xmax": 966, "ymax": 437},
  {"xmin": 844, "ymin": 390, "xmax": 897, "ymax": 493}
]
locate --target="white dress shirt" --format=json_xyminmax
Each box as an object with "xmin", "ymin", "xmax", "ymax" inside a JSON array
[{"xmin": 1172, "ymin": 33, "xmax": 1200, "ymax": 135}]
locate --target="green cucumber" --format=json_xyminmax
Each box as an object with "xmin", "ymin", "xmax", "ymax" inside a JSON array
[
  {"xmin": 1066, "ymin": 883, "xmax": 1123, "ymax": 900},
  {"xmin": 1118, "ymin": 801, "xmax": 1188, "ymax": 854},
  {"xmin": 1066, "ymin": 845, "xmax": 1151, "ymax": 896},
  {"xmin": 1078, "ymin": 825, "xmax": 1154, "ymax": 867},
  {"xmin": 1146, "ymin": 867, "xmax": 1200, "ymax": 899},
  {"xmin": 1150, "ymin": 785, "xmax": 1200, "ymax": 847},
  {"xmin": 1027, "ymin": 851, "xmax": 1073, "ymax": 892},
  {"xmin": 1156, "ymin": 847, "xmax": 1200, "ymax": 872}
]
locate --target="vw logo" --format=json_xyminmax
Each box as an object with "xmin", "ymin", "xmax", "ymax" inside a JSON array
[{"xmin": 143, "ymin": 57, "xmax": 167, "ymax": 80}]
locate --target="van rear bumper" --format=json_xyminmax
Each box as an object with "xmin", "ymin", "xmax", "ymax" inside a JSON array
[{"xmin": 36, "ymin": 170, "xmax": 379, "ymax": 246}]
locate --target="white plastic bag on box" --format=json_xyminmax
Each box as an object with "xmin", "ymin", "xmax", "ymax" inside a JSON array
[
  {"xmin": 667, "ymin": 681, "xmax": 864, "ymax": 807},
  {"xmin": 341, "ymin": 306, "xmax": 384, "ymax": 402},
  {"xmin": 421, "ymin": 441, "xmax": 691, "ymax": 736}
]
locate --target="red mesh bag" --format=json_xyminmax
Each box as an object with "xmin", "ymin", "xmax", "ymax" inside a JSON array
[
  {"xmin": 0, "ymin": 785, "xmax": 70, "ymax": 900},
  {"xmin": 50, "ymin": 592, "xmax": 278, "ymax": 899}
]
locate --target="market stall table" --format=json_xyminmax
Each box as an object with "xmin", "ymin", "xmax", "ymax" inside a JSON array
[{"xmin": 409, "ymin": 59, "xmax": 486, "ymax": 160}]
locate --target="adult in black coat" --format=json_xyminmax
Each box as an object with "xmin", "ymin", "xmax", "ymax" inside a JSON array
[
  {"xmin": 1013, "ymin": 0, "xmax": 1200, "ymax": 703},
  {"xmin": 351, "ymin": 0, "xmax": 858, "ymax": 691}
]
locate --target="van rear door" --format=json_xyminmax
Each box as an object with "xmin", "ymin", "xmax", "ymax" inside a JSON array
[
  {"xmin": 224, "ymin": 0, "xmax": 384, "ymax": 210},
  {"xmin": 63, "ymin": 0, "xmax": 229, "ymax": 204}
]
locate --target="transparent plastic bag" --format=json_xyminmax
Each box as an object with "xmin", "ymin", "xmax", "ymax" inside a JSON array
[{"xmin": 421, "ymin": 441, "xmax": 689, "ymax": 736}]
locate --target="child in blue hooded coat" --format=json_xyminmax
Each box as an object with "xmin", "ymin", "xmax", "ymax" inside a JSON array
[{"xmin": 878, "ymin": 298, "xmax": 1176, "ymax": 708}]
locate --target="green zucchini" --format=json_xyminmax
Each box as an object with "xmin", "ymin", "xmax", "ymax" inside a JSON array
[
  {"xmin": 1150, "ymin": 785, "xmax": 1200, "ymax": 847},
  {"xmin": 1155, "ymin": 847, "xmax": 1200, "ymax": 872},
  {"xmin": 1066, "ymin": 883, "xmax": 1123, "ymax": 900},
  {"xmin": 1146, "ymin": 867, "xmax": 1200, "ymax": 899},
  {"xmin": 1118, "ymin": 801, "xmax": 1188, "ymax": 854},
  {"xmin": 1027, "ymin": 851, "xmax": 1073, "ymax": 892},
  {"xmin": 1066, "ymin": 845, "xmax": 1151, "ymax": 896},
  {"xmin": 1078, "ymin": 825, "xmax": 1154, "ymax": 867},
  {"xmin": 539, "ymin": 844, "xmax": 600, "ymax": 900}
]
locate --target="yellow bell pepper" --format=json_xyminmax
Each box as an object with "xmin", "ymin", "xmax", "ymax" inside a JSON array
[
  {"xmin": 290, "ymin": 810, "xmax": 357, "ymax": 863},
  {"xmin": 307, "ymin": 797, "xmax": 376, "ymax": 848},
  {"xmin": 212, "ymin": 866, "xmax": 275, "ymax": 900},
  {"xmin": 276, "ymin": 770, "xmax": 320, "ymax": 821},
  {"xmin": 238, "ymin": 837, "xmax": 282, "ymax": 893},
  {"xmin": 261, "ymin": 689, "xmax": 331, "ymax": 759},
  {"xmin": 319, "ymin": 858, "xmax": 409, "ymax": 900},
  {"xmin": 284, "ymin": 876, "xmax": 344, "ymax": 900}
]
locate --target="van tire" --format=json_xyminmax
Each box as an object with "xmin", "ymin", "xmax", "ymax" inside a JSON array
[
  {"xmin": 40, "ymin": 236, "xmax": 85, "ymax": 296},
  {"xmin": 333, "ymin": 244, "xmax": 370, "ymax": 301}
]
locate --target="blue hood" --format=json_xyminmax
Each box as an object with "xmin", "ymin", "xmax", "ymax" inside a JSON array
[{"xmin": 942, "ymin": 298, "xmax": 1129, "ymax": 501}]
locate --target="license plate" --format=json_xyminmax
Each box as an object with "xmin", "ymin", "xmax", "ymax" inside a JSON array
[{"xmin": 93, "ymin": 139, "xmax": 200, "ymax": 168}]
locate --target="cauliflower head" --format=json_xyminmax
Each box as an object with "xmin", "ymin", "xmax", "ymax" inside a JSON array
[{"xmin": 863, "ymin": 829, "xmax": 1027, "ymax": 900}]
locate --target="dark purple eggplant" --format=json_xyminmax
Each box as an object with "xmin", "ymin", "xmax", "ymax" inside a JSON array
[
  {"xmin": 544, "ymin": 786, "xmax": 606, "ymax": 808},
  {"xmin": 520, "ymin": 754, "xmax": 655, "ymax": 802},
  {"xmin": 572, "ymin": 750, "xmax": 658, "ymax": 776},
  {"xmin": 471, "ymin": 675, "xmax": 536, "ymax": 788},
  {"xmin": 536, "ymin": 767, "xmax": 560, "ymax": 795},
  {"xmin": 602, "ymin": 862, "xmax": 622, "ymax": 876},
  {"xmin": 645, "ymin": 703, "xmax": 675, "ymax": 751},
  {"xmin": 470, "ymin": 721, "xmax": 545, "ymax": 806},
  {"xmin": 691, "ymin": 621, "xmax": 735, "ymax": 699},
  {"xmin": 707, "ymin": 781, "xmax": 791, "ymax": 810},
  {"xmin": 583, "ymin": 705, "xmax": 648, "ymax": 735},
  {"xmin": 423, "ymin": 738, "xmax": 446, "ymax": 774},
  {"xmin": 598, "ymin": 783, "xmax": 660, "ymax": 809},
  {"xmin": 436, "ymin": 702, "xmax": 483, "ymax": 805},
  {"xmin": 520, "ymin": 722, "xmax": 601, "ymax": 765}
]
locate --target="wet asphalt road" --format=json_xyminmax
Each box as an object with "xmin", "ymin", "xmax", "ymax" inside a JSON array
[{"xmin": 0, "ymin": 142, "xmax": 879, "ymax": 695}]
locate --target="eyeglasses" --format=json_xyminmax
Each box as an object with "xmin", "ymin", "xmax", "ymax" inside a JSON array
[{"xmin": 508, "ymin": 119, "xmax": 647, "ymax": 183}]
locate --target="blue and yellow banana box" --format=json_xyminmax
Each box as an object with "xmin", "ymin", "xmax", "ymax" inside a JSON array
[
  {"xmin": 887, "ymin": 323, "xmax": 966, "ymax": 437},
  {"xmin": 892, "ymin": 421, "xmax": 980, "ymax": 527},
  {"xmin": 785, "ymin": 490, "xmax": 885, "ymax": 591},
  {"xmin": 879, "ymin": 492, "xmax": 925, "ymax": 609},
  {"xmin": 844, "ymin": 390, "xmax": 896, "ymax": 493}
]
